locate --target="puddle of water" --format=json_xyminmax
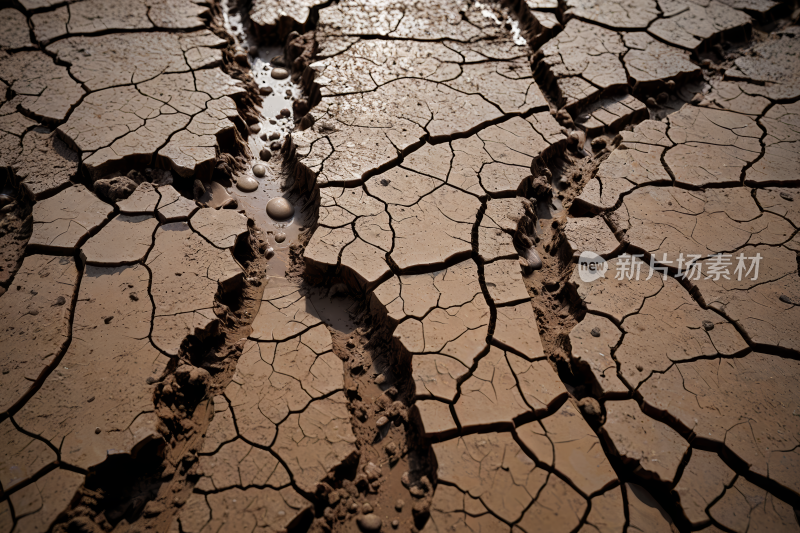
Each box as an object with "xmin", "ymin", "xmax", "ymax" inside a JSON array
[{"xmin": 221, "ymin": 0, "xmax": 313, "ymax": 277}]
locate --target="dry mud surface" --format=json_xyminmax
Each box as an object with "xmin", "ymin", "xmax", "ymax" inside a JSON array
[{"xmin": 1, "ymin": 0, "xmax": 800, "ymax": 532}]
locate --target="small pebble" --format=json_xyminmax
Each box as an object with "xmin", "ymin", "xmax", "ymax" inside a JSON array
[
  {"xmin": 702, "ymin": 320, "xmax": 715, "ymax": 331},
  {"xmin": 270, "ymin": 141, "xmax": 282, "ymax": 151},
  {"xmin": 385, "ymin": 441, "xmax": 398, "ymax": 455},
  {"xmin": 249, "ymin": 123, "xmax": 262, "ymax": 134},
  {"xmin": 590, "ymin": 327, "xmax": 601, "ymax": 337},
  {"xmin": 260, "ymin": 132, "xmax": 268, "ymax": 141},
  {"xmin": 259, "ymin": 86, "xmax": 273, "ymax": 95},
  {"xmin": 259, "ymin": 148, "xmax": 272, "ymax": 161},
  {"xmin": 780, "ymin": 192, "xmax": 794, "ymax": 201},
  {"xmin": 657, "ymin": 92, "xmax": 669, "ymax": 103},
  {"xmin": 392, "ymin": 520, "xmax": 399, "ymax": 529},
  {"xmin": 94, "ymin": 427, "xmax": 101, "ymax": 434},
  {"xmin": 362, "ymin": 503, "xmax": 373, "ymax": 514},
  {"xmin": 349, "ymin": 502, "xmax": 359, "ymax": 513},
  {"xmin": 357, "ymin": 513, "xmax": 382, "ymax": 532},
  {"xmin": 665, "ymin": 79, "xmax": 676, "ymax": 90},
  {"xmin": 269, "ymin": 132, "xmax": 280, "ymax": 140},
  {"xmin": 271, "ymin": 67, "xmax": 290, "ymax": 80},
  {"xmin": 375, "ymin": 373, "xmax": 386, "ymax": 385},
  {"xmin": 253, "ymin": 164, "xmax": 267, "ymax": 177},
  {"xmin": 646, "ymin": 96, "xmax": 657, "ymax": 107},
  {"xmin": 266, "ymin": 197, "xmax": 294, "ymax": 219},
  {"xmin": 275, "ymin": 232, "xmax": 286, "ymax": 243},
  {"xmin": 401, "ymin": 471, "xmax": 410, "ymax": 487},
  {"xmin": 526, "ymin": 249, "xmax": 543, "ymax": 270},
  {"xmin": 293, "ymin": 98, "xmax": 310, "ymax": 115},
  {"xmin": 285, "ymin": 89, "xmax": 292, "ymax": 96},
  {"xmin": 636, "ymin": 364, "xmax": 644, "ymax": 372},
  {"xmin": 395, "ymin": 499, "xmax": 404, "ymax": 511},
  {"xmin": 701, "ymin": 58, "xmax": 712, "ymax": 68},
  {"xmin": 578, "ymin": 397, "xmax": 602, "ymax": 419},
  {"xmin": 237, "ymin": 176, "xmax": 259, "ymax": 193},
  {"xmin": 376, "ymin": 415, "xmax": 389, "ymax": 427},
  {"xmin": 265, "ymin": 246, "xmax": 274, "ymax": 258},
  {"xmin": 280, "ymin": 108, "xmax": 291, "ymax": 117}
]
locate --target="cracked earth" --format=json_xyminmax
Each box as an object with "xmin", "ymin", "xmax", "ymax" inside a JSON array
[{"xmin": 1, "ymin": 0, "xmax": 799, "ymax": 531}]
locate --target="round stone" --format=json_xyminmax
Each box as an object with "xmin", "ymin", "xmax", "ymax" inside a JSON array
[
  {"xmin": 249, "ymin": 123, "xmax": 261, "ymax": 134},
  {"xmin": 280, "ymin": 108, "xmax": 291, "ymax": 117},
  {"xmin": 590, "ymin": 327, "xmax": 601, "ymax": 337},
  {"xmin": 275, "ymin": 232, "xmax": 286, "ymax": 243},
  {"xmin": 357, "ymin": 513, "xmax": 382, "ymax": 532},
  {"xmin": 266, "ymin": 197, "xmax": 294, "ymax": 220},
  {"xmin": 578, "ymin": 397, "xmax": 602, "ymax": 419},
  {"xmin": 259, "ymin": 85, "xmax": 273, "ymax": 95},
  {"xmin": 270, "ymin": 141, "xmax": 282, "ymax": 151},
  {"xmin": 702, "ymin": 320, "xmax": 715, "ymax": 331},
  {"xmin": 526, "ymin": 249, "xmax": 543, "ymax": 270},
  {"xmin": 259, "ymin": 148, "xmax": 272, "ymax": 161},
  {"xmin": 253, "ymin": 164, "xmax": 267, "ymax": 177},
  {"xmin": 271, "ymin": 67, "xmax": 289, "ymax": 80},
  {"xmin": 269, "ymin": 132, "xmax": 280, "ymax": 140},
  {"xmin": 237, "ymin": 176, "xmax": 259, "ymax": 192}
]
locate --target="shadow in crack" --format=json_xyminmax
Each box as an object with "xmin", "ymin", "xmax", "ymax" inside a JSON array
[{"xmin": 272, "ymin": 277, "xmax": 437, "ymax": 531}]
